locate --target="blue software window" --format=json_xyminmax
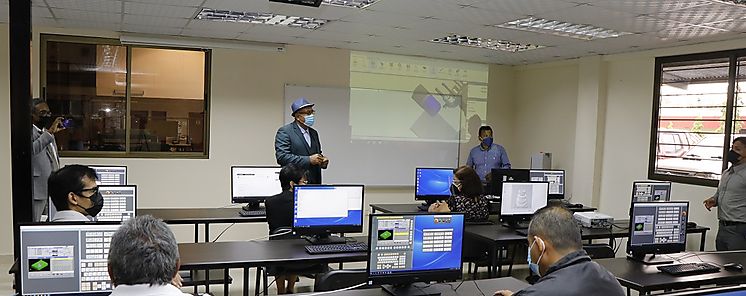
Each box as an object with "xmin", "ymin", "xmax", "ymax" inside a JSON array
[
  {"xmin": 293, "ymin": 185, "xmax": 364, "ymax": 228},
  {"xmin": 415, "ymin": 168, "xmax": 454, "ymax": 197},
  {"xmin": 369, "ymin": 214, "xmax": 464, "ymax": 275}
]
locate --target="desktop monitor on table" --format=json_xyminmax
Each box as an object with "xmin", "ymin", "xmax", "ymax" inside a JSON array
[
  {"xmin": 367, "ymin": 212, "xmax": 465, "ymax": 296},
  {"xmin": 659, "ymin": 285, "xmax": 746, "ymax": 296},
  {"xmin": 627, "ymin": 201, "xmax": 689, "ymax": 265},
  {"xmin": 529, "ymin": 169, "xmax": 565, "ymax": 199},
  {"xmin": 292, "ymin": 184, "xmax": 364, "ymax": 244},
  {"xmin": 231, "ymin": 166, "xmax": 283, "ymax": 210},
  {"xmin": 414, "ymin": 167, "xmax": 454, "ymax": 201},
  {"xmin": 500, "ymin": 181, "xmax": 549, "ymax": 228},
  {"xmin": 490, "ymin": 169, "xmax": 530, "ymax": 196},
  {"xmin": 632, "ymin": 181, "xmax": 672, "ymax": 203},
  {"xmin": 88, "ymin": 165, "xmax": 127, "ymax": 185},
  {"xmin": 48, "ymin": 185, "xmax": 137, "ymax": 222},
  {"xmin": 20, "ymin": 222, "xmax": 121, "ymax": 296}
]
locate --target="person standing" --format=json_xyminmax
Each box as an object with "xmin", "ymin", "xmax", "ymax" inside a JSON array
[
  {"xmin": 466, "ymin": 125, "xmax": 511, "ymax": 182},
  {"xmin": 31, "ymin": 98, "xmax": 63, "ymax": 222},
  {"xmin": 275, "ymin": 98, "xmax": 328, "ymax": 184},
  {"xmin": 704, "ymin": 137, "xmax": 746, "ymax": 251}
]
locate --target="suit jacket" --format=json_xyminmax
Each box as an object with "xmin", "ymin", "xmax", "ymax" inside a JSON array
[
  {"xmin": 274, "ymin": 122, "xmax": 322, "ymax": 184},
  {"xmin": 32, "ymin": 126, "xmax": 59, "ymax": 201}
]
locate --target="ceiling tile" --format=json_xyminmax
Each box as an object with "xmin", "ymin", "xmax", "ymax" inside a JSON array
[
  {"xmin": 120, "ymin": 23, "xmax": 183, "ymax": 35},
  {"xmin": 56, "ymin": 18, "xmax": 121, "ymax": 30},
  {"xmin": 46, "ymin": 0, "xmax": 122, "ymax": 14},
  {"xmin": 125, "ymin": 0, "xmax": 204, "ymax": 6},
  {"xmin": 651, "ymin": 3, "xmax": 746, "ymax": 27},
  {"xmin": 123, "ymin": 14, "xmax": 189, "ymax": 28},
  {"xmin": 471, "ymin": 0, "xmax": 582, "ymax": 16},
  {"xmin": 656, "ymin": 25, "xmax": 730, "ymax": 41},
  {"xmin": 185, "ymin": 19, "xmax": 251, "ymax": 32},
  {"xmin": 124, "ymin": 2, "xmax": 199, "ymax": 18},
  {"xmin": 53, "ymin": 9, "xmax": 121, "ymax": 24},
  {"xmin": 180, "ymin": 28, "xmax": 243, "ymax": 39},
  {"xmin": 589, "ymin": 0, "xmax": 714, "ymax": 15}
]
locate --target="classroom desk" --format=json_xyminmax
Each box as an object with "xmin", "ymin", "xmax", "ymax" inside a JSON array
[
  {"xmin": 369, "ymin": 203, "xmax": 598, "ymax": 214},
  {"xmin": 178, "ymin": 239, "xmax": 368, "ymax": 296},
  {"xmin": 464, "ymin": 224, "xmax": 526, "ymax": 278},
  {"xmin": 294, "ymin": 277, "xmax": 530, "ymax": 296},
  {"xmin": 596, "ymin": 251, "xmax": 746, "ymax": 295},
  {"xmin": 139, "ymin": 208, "xmax": 266, "ymax": 243}
]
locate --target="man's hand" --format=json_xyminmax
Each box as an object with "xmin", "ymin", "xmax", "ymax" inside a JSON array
[
  {"xmin": 171, "ymin": 272, "xmax": 183, "ymax": 288},
  {"xmin": 320, "ymin": 156, "xmax": 329, "ymax": 169},
  {"xmin": 703, "ymin": 197, "xmax": 717, "ymax": 211},
  {"xmin": 47, "ymin": 117, "xmax": 65, "ymax": 134},
  {"xmin": 310, "ymin": 154, "xmax": 324, "ymax": 165},
  {"xmin": 428, "ymin": 201, "xmax": 450, "ymax": 213},
  {"xmin": 494, "ymin": 290, "xmax": 514, "ymax": 296}
]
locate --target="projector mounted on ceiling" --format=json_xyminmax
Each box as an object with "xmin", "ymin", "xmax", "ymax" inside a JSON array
[{"xmin": 269, "ymin": 0, "xmax": 323, "ymax": 7}]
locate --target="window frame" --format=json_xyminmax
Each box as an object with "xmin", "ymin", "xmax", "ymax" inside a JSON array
[
  {"xmin": 40, "ymin": 34, "xmax": 211, "ymax": 159},
  {"xmin": 648, "ymin": 49, "xmax": 744, "ymax": 187}
]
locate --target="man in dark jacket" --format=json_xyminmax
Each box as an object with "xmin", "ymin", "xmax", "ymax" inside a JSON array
[
  {"xmin": 274, "ymin": 98, "xmax": 328, "ymax": 184},
  {"xmin": 494, "ymin": 206, "xmax": 625, "ymax": 296}
]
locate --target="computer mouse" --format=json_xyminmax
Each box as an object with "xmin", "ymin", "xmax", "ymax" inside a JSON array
[{"xmin": 723, "ymin": 263, "xmax": 743, "ymax": 272}]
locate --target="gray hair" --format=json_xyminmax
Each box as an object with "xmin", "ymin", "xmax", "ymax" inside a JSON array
[
  {"xmin": 528, "ymin": 205, "xmax": 582, "ymax": 251},
  {"xmin": 31, "ymin": 98, "xmax": 45, "ymax": 112},
  {"xmin": 108, "ymin": 215, "xmax": 179, "ymax": 286}
]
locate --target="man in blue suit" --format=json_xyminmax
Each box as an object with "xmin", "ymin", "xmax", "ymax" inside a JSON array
[{"xmin": 275, "ymin": 98, "xmax": 328, "ymax": 184}]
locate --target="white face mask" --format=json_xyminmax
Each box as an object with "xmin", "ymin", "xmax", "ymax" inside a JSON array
[{"xmin": 527, "ymin": 237, "xmax": 545, "ymax": 276}]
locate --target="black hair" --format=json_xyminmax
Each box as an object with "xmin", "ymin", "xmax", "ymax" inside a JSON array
[
  {"xmin": 528, "ymin": 205, "xmax": 582, "ymax": 252},
  {"xmin": 478, "ymin": 125, "xmax": 493, "ymax": 136},
  {"xmin": 453, "ymin": 166, "xmax": 483, "ymax": 199},
  {"xmin": 279, "ymin": 164, "xmax": 307, "ymax": 191},
  {"xmin": 734, "ymin": 137, "xmax": 746, "ymax": 147},
  {"xmin": 31, "ymin": 98, "xmax": 46, "ymax": 112},
  {"xmin": 48, "ymin": 165, "xmax": 98, "ymax": 211}
]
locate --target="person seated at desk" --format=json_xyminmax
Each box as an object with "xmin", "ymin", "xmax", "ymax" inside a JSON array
[
  {"xmin": 265, "ymin": 164, "xmax": 308, "ymax": 294},
  {"xmin": 48, "ymin": 164, "xmax": 104, "ymax": 222},
  {"xmin": 108, "ymin": 215, "xmax": 188, "ymax": 296},
  {"xmin": 494, "ymin": 206, "xmax": 624, "ymax": 296},
  {"xmin": 429, "ymin": 166, "xmax": 489, "ymax": 222}
]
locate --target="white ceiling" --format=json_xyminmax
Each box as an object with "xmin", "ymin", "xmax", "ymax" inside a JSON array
[{"xmin": 1, "ymin": 0, "xmax": 746, "ymax": 65}]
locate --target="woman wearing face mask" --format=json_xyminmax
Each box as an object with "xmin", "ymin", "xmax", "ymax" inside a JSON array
[
  {"xmin": 47, "ymin": 165, "xmax": 105, "ymax": 222},
  {"xmin": 428, "ymin": 166, "xmax": 490, "ymax": 222},
  {"xmin": 703, "ymin": 137, "xmax": 746, "ymax": 251}
]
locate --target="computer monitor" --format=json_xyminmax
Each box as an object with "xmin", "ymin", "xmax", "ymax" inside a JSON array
[
  {"xmin": 490, "ymin": 169, "xmax": 530, "ymax": 196},
  {"xmin": 292, "ymin": 184, "xmax": 364, "ymax": 244},
  {"xmin": 20, "ymin": 222, "xmax": 121, "ymax": 295},
  {"xmin": 367, "ymin": 213, "xmax": 464, "ymax": 296},
  {"xmin": 632, "ymin": 181, "xmax": 672, "ymax": 203},
  {"xmin": 529, "ymin": 169, "xmax": 565, "ymax": 199},
  {"xmin": 231, "ymin": 166, "xmax": 282, "ymax": 209},
  {"xmin": 89, "ymin": 165, "xmax": 127, "ymax": 185},
  {"xmin": 414, "ymin": 168, "xmax": 454, "ymax": 201},
  {"xmin": 627, "ymin": 201, "xmax": 689, "ymax": 265},
  {"xmin": 500, "ymin": 182, "xmax": 549, "ymax": 227},
  {"xmin": 659, "ymin": 285, "xmax": 746, "ymax": 296},
  {"xmin": 48, "ymin": 185, "xmax": 137, "ymax": 222}
]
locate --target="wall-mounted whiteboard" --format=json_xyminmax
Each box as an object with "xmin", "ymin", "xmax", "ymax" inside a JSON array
[{"xmin": 284, "ymin": 84, "xmax": 461, "ymax": 186}]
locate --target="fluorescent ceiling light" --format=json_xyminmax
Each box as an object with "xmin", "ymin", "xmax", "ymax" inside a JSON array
[
  {"xmin": 498, "ymin": 17, "xmax": 630, "ymax": 40},
  {"xmin": 429, "ymin": 34, "xmax": 544, "ymax": 53},
  {"xmin": 323, "ymin": 0, "xmax": 379, "ymax": 9},
  {"xmin": 715, "ymin": 0, "xmax": 746, "ymax": 5},
  {"xmin": 195, "ymin": 8, "xmax": 328, "ymax": 30}
]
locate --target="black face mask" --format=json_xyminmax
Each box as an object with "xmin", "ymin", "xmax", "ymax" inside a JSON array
[
  {"xmin": 450, "ymin": 184, "xmax": 461, "ymax": 196},
  {"xmin": 36, "ymin": 115, "xmax": 53, "ymax": 130},
  {"xmin": 78, "ymin": 191, "xmax": 105, "ymax": 217},
  {"xmin": 727, "ymin": 149, "xmax": 742, "ymax": 164}
]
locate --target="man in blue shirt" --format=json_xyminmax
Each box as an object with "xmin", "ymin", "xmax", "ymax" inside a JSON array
[{"xmin": 466, "ymin": 125, "xmax": 511, "ymax": 182}]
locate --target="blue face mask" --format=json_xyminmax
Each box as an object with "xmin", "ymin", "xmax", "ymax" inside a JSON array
[
  {"xmin": 527, "ymin": 237, "xmax": 545, "ymax": 276},
  {"xmin": 481, "ymin": 136, "xmax": 493, "ymax": 147},
  {"xmin": 304, "ymin": 114, "xmax": 315, "ymax": 127}
]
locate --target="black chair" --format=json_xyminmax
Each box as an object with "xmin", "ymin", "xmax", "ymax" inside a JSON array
[
  {"xmin": 256, "ymin": 227, "xmax": 327, "ymax": 295},
  {"xmin": 314, "ymin": 269, "xmax": 369, "ymax": 292},
  {"xmin": 583, "ymin": 244, "xmax": 615, "ymax": 259}
]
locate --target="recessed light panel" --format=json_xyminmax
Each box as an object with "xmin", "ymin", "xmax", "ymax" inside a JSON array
[
  {"xmin": 498, "ymin": 17, "xmax": 630, "ymax": 40},
  {"xmin": 323, "ymin": 0, "xmax": 379, "ymax": 9},
  {"xmin": 429, "ymin": 34, "xmax": 544, "ymax": 53},
  {"xmin": 195, "ymin": 8, "xmax": 328, "ymax": 30}
]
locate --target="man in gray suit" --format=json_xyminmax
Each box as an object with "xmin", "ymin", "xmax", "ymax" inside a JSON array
[
  {"xmin": 275, "ymin": 98, "xmax": 328, "ymax": 184},
  {"xmin": 31, "ymin": 98, "xmax": 63, "ymax": 222}
]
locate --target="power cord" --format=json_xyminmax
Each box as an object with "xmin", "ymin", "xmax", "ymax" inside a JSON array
[
  {"xmin": 297, "ymin": 283, "xmax": 366, "ymax": 296},
  {"xmin": 248, "ymin": 229, "xmax": 293, "ymax": 242},
  {"xmin": 474, "ymin": 280, "xmax": 486, "ymax": 296},
  {"xmin": 211, "ymin": 223, "xmax": 236, "ymax": 242}
]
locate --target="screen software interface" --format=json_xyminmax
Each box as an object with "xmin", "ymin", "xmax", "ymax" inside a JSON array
[
  {"xmin": 529, "ymin": 170, "xmax": 564, "ymax": 195},
  {"xmin": 293, "ymin": 185, "xmax": 364, "ymax": 228},
  {"xmin": 500, "ymin": 182, "xmax": 549, "ymax": 216},
  {"xmin": 630, "ymin": 202, "xmax": 688, "ymax": 247},
  {"xmin": 632, "ymin": 182, "xmax": 672, "ymax": 202},
  {"xmin": 90, "ymin": 166, "xmax": 127, "ymax": 186},
  {"xmin": 21, "ymin": 224, "xmax": 120, "ymax": 295},
  {"xmin": 369, "ymin": 214, "xmax": 464, "ymax": 276},
  {"xmin": 415, "ymin": 168, "xmax": 454, "ymax": 197},
  {"xmin": 231, "ymin": 166, "xmax": 283, "ymax": 200}
]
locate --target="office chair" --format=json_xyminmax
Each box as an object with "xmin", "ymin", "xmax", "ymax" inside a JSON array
[{"xmin": 582, "ymin": 243, "xmax": 615, "ymax": 259}]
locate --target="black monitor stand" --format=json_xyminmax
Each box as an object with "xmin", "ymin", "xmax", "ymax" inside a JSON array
[
  {"xmin": 305, "ymin": 234, "xmax": 347, "ymax": 245},
  {"xmin": 382, "ymin": 284, "xmax": 441, "ymax": 296},
  {"xmin": 242, "ymin": 201, "xmax": 263, "ymax": 211},
  {"xmin": 626, "ymin": 253, "xmax": 673, "ymax": 265}
]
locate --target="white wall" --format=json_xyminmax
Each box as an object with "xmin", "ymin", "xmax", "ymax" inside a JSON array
[{"xmin": 0, "ymin": 24, "xmax": 13, "ymax": 257}]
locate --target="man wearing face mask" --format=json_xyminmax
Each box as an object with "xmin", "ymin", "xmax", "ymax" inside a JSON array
[
  {"xmin": 466, "ymin": 126, "xmax": 511, "ymax": 183},
  {"xmin": 494, "ymin": 206, "xmax": 624, "ymax": 296},
  {"xmin": 703, "ymin": 137, "xmax": 746, "ymax": 251},
  {"xmin": 275, "ymin": 98, "xmax": 328, "ymax": 184},
  {"xmin": 48, "ymin": 165, "xmax": 104, "ymax": 222},
  {"xmin": 31, "ymin": 98, "xmax": 64, "ymax": 222}
]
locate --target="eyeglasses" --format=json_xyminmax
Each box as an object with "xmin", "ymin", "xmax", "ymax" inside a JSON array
[
  {"xmin": 38, "ymin": 110, "xmax": 51, "ymax": 116},
  {"xmin": 299, "ymin": 180, "xmax": 308, "ymax": 185},
  {"xmin": 76, "ymin": 186, "xmax": 99, "ymax": 197},
  {"xmin": 296, "ymin": 110, "xmax": 316, "ymax": 116}
]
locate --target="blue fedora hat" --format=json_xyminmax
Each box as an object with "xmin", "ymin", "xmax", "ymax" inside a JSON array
[{"xmin": 291, "ymin": 97, "xmax": 314, "ymax": 115}]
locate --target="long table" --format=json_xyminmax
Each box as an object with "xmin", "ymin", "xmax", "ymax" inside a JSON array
[
  {"xmin": 295, "ymin": 277, "xmax": 530, "ymax": 296},
  {"xmin": 596, "ymin": 251, "xmax": 746, "ymax": 294},
  {"xmin": 139, "ymin": 208, "xmax": 266, "ymax": 243},
  {"xmin": 370, "ymin": 203, "xmax": 598, "ymax": 214}
]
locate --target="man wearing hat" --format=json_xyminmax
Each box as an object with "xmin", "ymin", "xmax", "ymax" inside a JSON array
[{"xmin": 275, "ymin": 98, "xmax": 328, "ymax": 184}]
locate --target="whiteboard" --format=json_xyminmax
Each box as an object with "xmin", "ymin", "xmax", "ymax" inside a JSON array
[{"xmin": 284, "ymin": 84, "xmax": 461, "ymax": 186}]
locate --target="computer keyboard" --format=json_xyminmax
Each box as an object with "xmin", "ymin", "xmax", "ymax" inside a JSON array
[
  {"xmin": 305, "ymin": 242, "xmax": 368, "ymax": 254},
  {"xmin": 238, "ymin": 209, "xmax": 266, "ymax": 217},
  {"xmin": 658, "ymin": 263, "xmax": 721, "ymax": 276}
]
